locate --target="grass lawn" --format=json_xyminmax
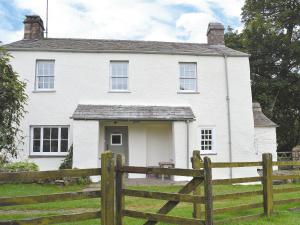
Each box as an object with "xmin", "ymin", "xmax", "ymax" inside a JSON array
[{"xmin": 1, "ymin": 183, "xmax": 300, "ymax": 224}]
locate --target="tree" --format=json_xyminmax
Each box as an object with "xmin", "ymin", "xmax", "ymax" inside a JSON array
[
  {"xmin": 0, "ymin": 48, "xmax": 27, "ymax": 162},
  {"xmin": 225, "ymin": 0, "xmax": 300, "ymax": 152}
]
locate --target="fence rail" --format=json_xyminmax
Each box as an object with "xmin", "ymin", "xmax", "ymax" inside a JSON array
[{"xmin": 1, "ymin": 151, "xmax": 300, "ymax": 225}]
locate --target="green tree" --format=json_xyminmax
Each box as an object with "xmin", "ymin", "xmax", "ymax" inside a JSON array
[
  {"xmin": 225, "ymin": 0, "xmax": 300, "ymax": 152},
  {"xmin": 0, "ymin": 48, "xmax": 27, "ymax": 162}
]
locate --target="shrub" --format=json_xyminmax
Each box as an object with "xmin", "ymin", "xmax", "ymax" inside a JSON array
[
  {"xmin": 59, "ymin": 144, "xmax": 73, "ymax": 169},
  {"xmin": 1, "ymin": 161, "xmax": 39, "ymax": 172}
]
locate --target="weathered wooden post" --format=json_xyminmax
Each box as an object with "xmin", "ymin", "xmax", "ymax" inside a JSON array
[
  {"xmin": 101, "ymin": 151, "xmax": 115, "ymax": 225},
  {"xmin": 262, "ymin": 153, "xmax": 273, "ymax": 217},
  {"xmin": 203, "ymin": 157, "xmax": 213, "ymax": 225},
  {"xmin": 192, "ymin": 150, "xmax": 203, "ymax": 219},
  {"xmin": 116, "ymin": 154, "xmax": 125, "ymax": 225}
]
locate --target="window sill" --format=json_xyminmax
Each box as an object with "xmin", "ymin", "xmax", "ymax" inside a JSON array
[
  {"xmin": 32, "ymin": 90, "xmax": 56, "ymax": 93},
  {"xmin": 177, "ymin": 91, "xmax": 200, "ymax": 94},
  {"xmin": 29, "ymin": 155, "xmax": 67, "ymax": 158},
  {"xmin": 108, "ymin": 90, "xmax": 131, "ymax": 93}
]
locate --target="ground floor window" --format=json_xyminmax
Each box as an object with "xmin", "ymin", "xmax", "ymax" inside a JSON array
[
  {"xmin": 31, "ymin": 126, "xmax": 69, "ymax": 156},
  {"xmin": 199, "ymin": 127, "xmax": 216, "ymax": 154}
]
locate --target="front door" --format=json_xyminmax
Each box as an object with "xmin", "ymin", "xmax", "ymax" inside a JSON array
[{"xmin": 105, "ymin": 126, "xmax": 129, "ymax": 165}]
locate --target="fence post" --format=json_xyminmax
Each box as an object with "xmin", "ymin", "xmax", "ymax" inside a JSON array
[
  {"xmin": 262, "ymin": 153, "xmax": 273, "ymax": 217},
  {"xmin": 116, "ymin": 154, "xmax": 125, "ymax": 225},
  {"xmin": 192, "ymin": 150, "xmax": 202, "ymax": 219},
  {"xmin": 203, "ymin": 157, "xmax": 213, "ymax": 225},
  {"xmin": 101, "ymin": 151, "xmax": 115, "ymax": 225}
]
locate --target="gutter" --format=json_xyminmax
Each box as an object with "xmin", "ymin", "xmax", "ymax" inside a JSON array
[{"xmin": 223, "ymin": 53, "xmax": 233, "ymax": 179}]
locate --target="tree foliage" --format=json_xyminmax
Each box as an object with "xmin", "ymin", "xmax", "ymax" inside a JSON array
[
  {"xmin": 0, "ymin": 48, "xmax": 27, "ymax": 160},
  {"xmin": 225, "ymin": 0, "xmax": 300, "ymax": 152}
]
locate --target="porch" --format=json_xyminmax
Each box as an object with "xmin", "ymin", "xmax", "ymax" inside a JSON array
[{"xmin": 71, "ymin": 104, "xmax": 195, "ymax": 179}]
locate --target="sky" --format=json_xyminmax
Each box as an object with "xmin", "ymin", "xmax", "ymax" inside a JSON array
[{"xmin": 0, "ymin": 0, "xmax": 245, "ymax": 44}]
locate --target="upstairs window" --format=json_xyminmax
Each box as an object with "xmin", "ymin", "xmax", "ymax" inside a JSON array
[
  {"xmin": 31, "ymin": 126, "xmax": 69, "ymax": 156},
  {"xmin": 110, "ymin": 61, "xmax": 128, "ymax": 91},
  {"xmin": 36, "ymin": 60, "xmax": 55, "ymax": 90},
  {"xmin": 199, "ymin": 127, "xmax": 216, "ymax": 154},
  {"xmin": 179, "ymin": 63, "xmax": 197, "ymax": 91}
]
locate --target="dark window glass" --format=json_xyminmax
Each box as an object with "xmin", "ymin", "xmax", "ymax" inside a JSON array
[
  {"xmin": 44, "ymin": 128, "xmax": 50, "ymax": 139},
  {"xmin": 43, "ymin": 140, "xmax": 50, "ymax": 152},
  {"xmin": 61, "ymin": 140, "xmax": 68, "ymax": 152},
  {"xmin": 33, "ymin": 128, "xmax": 40, "ymax": 139},
  {"xmin": 51, "ymin": 128, "xmax": 58, "ymax": 139},
  {"xmin": 33, "ymin": 140, "xmax": 40, "ymax": 152},
  {"xmin": 51, "ymin": 140, "xmax": 58, "ymax": 152},
  {"xmin": 61, "ymin": 128, "xmax": 68, "ymax": 139},
  {"xmin": 112, "ymin": 134, "xmax": 121, "ymax": 144}
]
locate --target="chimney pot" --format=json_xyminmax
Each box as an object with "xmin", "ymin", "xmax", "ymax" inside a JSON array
[
  {"xmin": 23, "ymin": 15, "xmax": 45, "ymax": 40},
  {"xmin": 207, "ymin": 22, "xmax": 225, "ymax": 45}
]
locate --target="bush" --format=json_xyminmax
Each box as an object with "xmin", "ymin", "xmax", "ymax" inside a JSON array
[
  {"xmin": 59, "ymin": 144, "xmax": 73, "ymax": 169},
  {"xmin": 1, "ymin": 161, "xmax": 39, "ymax": 172}
]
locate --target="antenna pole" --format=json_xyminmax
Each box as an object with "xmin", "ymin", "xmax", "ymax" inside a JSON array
[{"xmin": 45, "ymin": 0, "xmax": 49, "ymax": 38}]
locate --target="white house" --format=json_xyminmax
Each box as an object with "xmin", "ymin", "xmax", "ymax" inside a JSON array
[{"xmin": 5, "ymin": 15, "xmax": 277, "ymax": 180}]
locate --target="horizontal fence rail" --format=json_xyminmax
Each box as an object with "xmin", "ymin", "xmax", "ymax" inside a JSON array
[
  {"xmin": 0, "ymin": 168, "xmax": 101, "ymax": 183},
  {"xmin": 123, "ymin": 210, "xmax": 206, "ymax": 225},
  {"xmin": 0, "ymin": 190, "xmax": 101, "ymax": 207},
  {"xmin": 0, "ymin": 210, "xmax": 101, "ymax": 225},
  {"xmin": 119, "ymin": 166, "xmax": 204, "ymax": 177},
  {"xmin": 124, "ymin": 189, "xmax": 204, "ymax": 203}
]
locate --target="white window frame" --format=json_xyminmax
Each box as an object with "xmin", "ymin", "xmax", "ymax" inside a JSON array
[
  {"xmin": 179, "ymin": 62, "xmax": 198, "ymax": 92},
  {"xmin": 35, "ymin": 60, "xmax": 55, "ymax": 91},
  {"xmin": 30, "ymin": 126, "xmax": 69, "ymax": 156},
  {"xmin": 111, "ymin": 133, "xmax": 123, "ymax": 146},
  {"xmin": 109, "ymin": 61, "xmax": 129, "ymax": 91},
  {"xmin": 199, "ymin": 127, "xmax": 216, "ymax": 155}
]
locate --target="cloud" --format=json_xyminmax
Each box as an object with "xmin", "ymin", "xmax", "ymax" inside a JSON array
[{"xmin": 0, "ymin": 0, "xmax": 244, "ymax": 44}]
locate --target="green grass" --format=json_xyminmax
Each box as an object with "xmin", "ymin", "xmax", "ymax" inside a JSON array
[{"xmin": 1, "ymin": 183, "xmax": 300, "ymax": 224}]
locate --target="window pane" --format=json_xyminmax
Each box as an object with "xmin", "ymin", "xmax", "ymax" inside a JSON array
[
  {"xmin": 43, "ymin": 128, "xmax": 50, "ymax": 139},
  {"xmin": 51, "ymin": 140, "xmax": 58, "ymax": 152},
  {"xmin": 33, "ymin": 128, "xmax": 40, "ymax": 139},
  {"xmin": 200, "ymin": 129, "xmax": 214, "ymax": 151},
  {"xmin": 51, "ymin": 128, "xmax": 58, "ymax": 139},
  {"xmin": 61, "ymin": 128, "xmax": 68, "ymax": 139},
  {"xmin": 111, "ymin": 62, "xmax": 128, "ymax": 77},
  {"xmin": 61, "ymin": 140, "xmax": 68, "ymax": 152},
  {"xmin": 111, "ymin": 134, "xmax": 122, "ymax": 145},
  {"xmin": 180, "ymin": 63, "xmax": 196, "ymax": 78},
  {"xmin": 43, "ymin": 140, "xmax": 50, "ymax": 152},
  {"xmin": 180, "ymin": 78, "xmax": 196, "ymax": 91},
  {"xmin": 33, "ymin": 140, "xmax": 40, "ymax": 152},
  {"xmin": 36, "ymin": 61, "xmax": 54, "ymax": 90},
  {"xmin": 111, "ymin": 77, "xmax": 128, "ymax": 90}
]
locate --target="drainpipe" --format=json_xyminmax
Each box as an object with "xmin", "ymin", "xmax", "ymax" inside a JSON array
[
  {"xmin": 223, "ymin": 54, "xmax": 233, "ymax": 179},
  {"xmin": 186, "ymin": 120, "xmax": 190, "ymax": 169}
]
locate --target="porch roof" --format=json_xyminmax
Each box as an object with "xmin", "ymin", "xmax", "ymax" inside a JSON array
[{"xmin": 72, "ymin": 104, "xmax": 195, "ymax": 121}]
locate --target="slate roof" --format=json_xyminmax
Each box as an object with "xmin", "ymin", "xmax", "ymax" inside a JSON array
[
  {"xmin": 4, "ymin": 38, "xmax": 249, "ymax": 57},
  {"xmin": 253, "ymin": 103, "xmax": 277, "ymax": 127},
  {"xmin": 72, "ymin": 105, "xmax": 195, "ymax": 121}
]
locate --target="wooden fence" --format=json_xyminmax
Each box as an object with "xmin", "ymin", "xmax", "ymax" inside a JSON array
[{"xmin": 1, "ymin": 151, "xmax": 300, "ymax": 225}]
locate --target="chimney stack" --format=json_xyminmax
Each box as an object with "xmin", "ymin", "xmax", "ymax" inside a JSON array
[
  {"xmin": 207, "ymin": 22, "xmax": 225, "ymax": 45},
  {"xmin": 23, "ymin": 15, "xmax": 45, "ymax": 40}
]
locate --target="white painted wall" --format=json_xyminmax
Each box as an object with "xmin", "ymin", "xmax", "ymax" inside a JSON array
[
  {"xmin": 254, "ymin": 127, "xmax": 277, "ymax": 161},
  {"xmin": 73, "ymin": 120, "xmax": 100, "ymax": 168},
  {"xmin": 8, "ymin": 50, "xmax": 271, "ymax": 179}
]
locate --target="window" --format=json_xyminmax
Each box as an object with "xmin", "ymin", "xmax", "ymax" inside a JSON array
[
  {"xmin": 111, "ymin": 134, "xmax": 122, "ymax": 145},
  {"xmin": 179, "ymin": 63, "xmax": 197, "ymax": 91},
  {"xmin": 200, "ymin": 128, "xmax": 216, "ymax": 154},
  {"xmin": 110, "ymin": 61, "xmax": 128, "ymax": 91},
  {"xmin": 36, "ymin": 60, "xmax": 55, "ymax": 90},
  {"xmin": 31, "ymin": 126, "xmax": 69, "ymax": 155}
]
